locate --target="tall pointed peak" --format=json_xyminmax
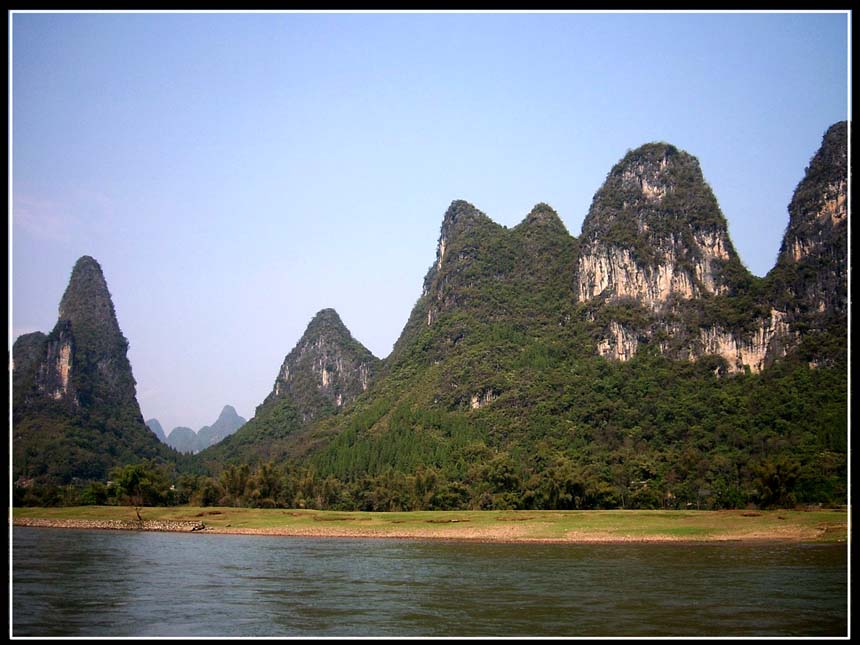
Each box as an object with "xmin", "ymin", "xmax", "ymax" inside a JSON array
[
  {"xmin": 782, "ymin": 120, "xmax": 847, "ymax": 239},
  {"xmin": 58, "ymin": 255, "xmax": 122, "ymax": 342},
  {"xmin": 600, "ymin": 142, "xmax": 687, "ymax": 205},
  {"xmin": 13, "ymin": 256, "xmax": 170, "ymax": 485},
  {"xmin": 47, "ymin": 255, "xmax": 135, "ymax": 407},
  {"xmin": 72, "ymin": 254, "xmax": 102, "ymax": 270},
  {"xmin": 215, "ymin": 404, "xmax": 244, "ymax": 426},
  {"xmin": 145, "ymin": 418, "xmax": 167, "ymax": 443},
  {"xmin": 442, "ymin": 199, "xmax": 483, "ymax": 224},
  {"xmin": 586, "ymin": 142, "xmax": 710, "ymax": 222},
  {"xmin": 428, "ymin": 200, "xmax": 502, "ymax": 282},
  {"xmin": 63, "ymin": 256, "xmax": 109, "ymax": 296},
  {"xmin": 821, "ymin": 120, "xmax": 848, "ymax": 153},
  {"xmin": 620, "ymin": 141, "xmax": 681, "ymax": 164}
]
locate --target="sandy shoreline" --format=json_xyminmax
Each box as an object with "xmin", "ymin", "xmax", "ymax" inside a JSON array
[{"xmin": 11, "ymin": 517, "xmax": 830, "ymax": 544}]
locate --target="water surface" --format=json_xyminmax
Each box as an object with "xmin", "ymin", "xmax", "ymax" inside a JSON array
[{"xmin": 12, "ymin": 527, "xmax": 847, "ymax": 637}]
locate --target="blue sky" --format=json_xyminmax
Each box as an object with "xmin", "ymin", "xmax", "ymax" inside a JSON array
[{"xmin": 10, "ymin": 11, "xmax": 850, "ymax": 433}]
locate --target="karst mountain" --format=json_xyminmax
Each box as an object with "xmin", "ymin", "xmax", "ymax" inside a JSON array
[
  {"xmin": 11, "ymin": 122, "xmax": 848, "ymax": 507},
  {"xmin": 12, "ymin": 256, "xmax": 180, "ymax": 483}
]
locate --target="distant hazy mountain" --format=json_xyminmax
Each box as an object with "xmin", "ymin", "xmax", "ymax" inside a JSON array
[
  {"xmin": 165, "ymin": 427, "xmax": 197, "ymax": 454},
  {"xmin": 196, "ymin": 405, "xmax": 246, "ymax": 450},
  {"xmin": 158, "ymin": 406, "xmax": 247, "ymax": 454},
  {"xmin": 145, "ymin": 418, "xmax": 167, "ymax": 443}
]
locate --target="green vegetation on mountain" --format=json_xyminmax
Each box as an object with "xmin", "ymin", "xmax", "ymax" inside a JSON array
[
  {"xmin": 185, "ymin": 123, "xmax": 845, "ymax": 510},
  {"xmin": 12, "ymin": 123, "xmax": 848, "ymax": 512},
  {"xmin": 194, "ymin": 309, "xmax": 382, "ymax": 471},
  {"xmin": 767, "ymin": 121, "xmax": 848, "ymax": 369},
  {"xmin": 12, "ymin": 257, "xmax": 185, "ymax": 493}
]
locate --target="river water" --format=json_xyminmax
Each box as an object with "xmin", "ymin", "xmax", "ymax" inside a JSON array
[{"xmin": 11, "ymin": 527, "xmax": 848, "ymax": 637}]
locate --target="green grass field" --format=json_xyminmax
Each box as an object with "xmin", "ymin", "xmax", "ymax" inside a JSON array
[{"xmin": 11, "ymin": 506, "xmax": 848, "ymax": 543}]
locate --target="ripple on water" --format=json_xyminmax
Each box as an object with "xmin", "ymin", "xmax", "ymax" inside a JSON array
[{"xmin": 11, "ymin": 527, "xmax": 847, "ymax": 638}]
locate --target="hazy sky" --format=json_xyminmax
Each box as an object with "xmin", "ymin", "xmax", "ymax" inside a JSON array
[{"xmin": 10, "ymin": 11, "xmax": 850, "ymax": 433}]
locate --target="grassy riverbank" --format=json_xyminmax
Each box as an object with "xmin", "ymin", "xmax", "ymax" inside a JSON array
[{"xmin": 11, "ymin": 506, "xmax": 848, "ymax": 543}]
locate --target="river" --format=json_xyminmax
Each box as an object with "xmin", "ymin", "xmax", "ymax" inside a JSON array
[{"xmin": 11, "ymin": 526, "xmax": 848, "ymax": 637}]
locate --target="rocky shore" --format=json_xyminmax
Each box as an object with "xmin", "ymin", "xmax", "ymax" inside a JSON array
[{"xmin": 13, "ymin": 518, "xmax": 206, "ymax": 532}]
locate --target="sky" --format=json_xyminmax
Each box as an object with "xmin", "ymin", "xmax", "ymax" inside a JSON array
[{"xmin": 9, "ymin": 10, "xmax": 851, "ymax": 434}]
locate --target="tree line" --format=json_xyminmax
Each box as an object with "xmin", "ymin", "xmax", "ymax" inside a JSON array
[{"xmin": 13, "ymin": 447, "xmax": 842, "ymax": 512}]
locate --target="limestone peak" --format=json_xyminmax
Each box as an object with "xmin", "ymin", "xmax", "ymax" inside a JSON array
[
  {"xmin": 58, "ymin": 255, "xmax": 123, "ymax": 347},
  {"xmin": 262, "ymin": 309, "xmax": 381, "ymax": 423},
  {"xmin": 13, "ymin": 256, "xmax": 171, "ymax": 484},
  {"xmin": 778, "ymin": 120, "xmax": 847, "ymax": 262},
  {"xmin": 582, "ymin": 141, "xmax": 727, "ymax": 239},
  {"xmin": 577, "ymin": 141, "xmax": 745, "ymax": 308},
  {"xmin": 772, "ymin": 120, "xmax": 848, "ymax": 320},
  {"xmin": 218, "ymin": 404, "xmax": 240, "ymax": 420}
]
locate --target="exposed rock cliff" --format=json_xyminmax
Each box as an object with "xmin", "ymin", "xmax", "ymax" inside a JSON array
[
  {"xmin": 577, "ymin": 143, "xmax": 747, "ymax": 309},
  {"xmin": 577, "ymin": 124, "xmax": 847, "ymax": 373},
  {"xmin": 770, "ymin": 122, "xmax": 848, "ymax": 322},
  {"xmin": 196, "ymin": 309, "xmax": 382, "ymax": 467},
  {"xmin": 685, "ymin": 123, "xmax": 848, "ymax": 373},
  {"xmin": 38, "ymin": 320, "xmax": 76, "ymax": 402},
  {"xmin": 695, "ymin": 308, "xmax": 795, "ymax": 374},
  {"xmin": 12, "ymin": 331, "xmax": 49, "ymax": 407}
]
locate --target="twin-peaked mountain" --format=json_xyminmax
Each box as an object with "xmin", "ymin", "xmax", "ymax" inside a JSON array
[{"xmin": 12, "ymin": 256, "xmax": 180, "ymax": 484}]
